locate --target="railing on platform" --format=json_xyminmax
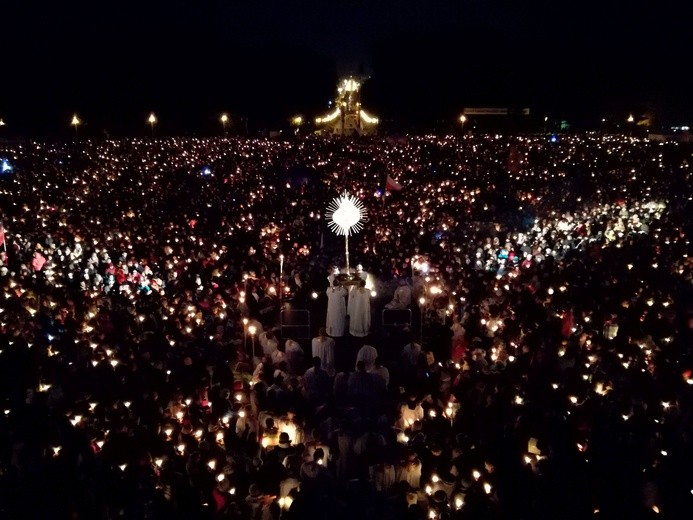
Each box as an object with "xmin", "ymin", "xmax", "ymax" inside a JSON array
[
  {"xmin": 381, "ymin": 308, "xmax": 412, "ymax": 333},
  {"xmin": 280, "ymin": 309, "xmax": 311, "ymax": 341}
]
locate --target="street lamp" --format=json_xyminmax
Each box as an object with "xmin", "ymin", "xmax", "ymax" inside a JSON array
[
  {"xmin": 627, "ymin": 114, "xmax": 635, "ymax": 123},
  {"xmin": 459, "ymin": 114, "xmax": 467, "ymax": 133},
  {"xmin": 291, "ymin": 115, "xmax": 303, "ymax": 135},
  {"xmin": 148, "ymin": 113, "xmax": 157, "ymax": 137},
  {"xmin": 0, "ymin": 119, "xmax": 5, "ymax": 127},
  {"xmin": 71, "ymin": 114, "xmax": 81, "ymax": 138},
  {"xmin": 220, "ymin": 113, "xmax": 229, "ymax": 135}
]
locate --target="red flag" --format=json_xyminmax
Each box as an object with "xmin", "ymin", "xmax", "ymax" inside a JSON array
[
  {"xmin": 0, "ymin": 223, "xmax": 5, "ymax": 247},
  {"xmin": 32, "ymin": 252, "xmax": 47, "ymax": 271},
  {"xmin": 386, "ymin": 175, "xmax": 402, "ymax": 191}
]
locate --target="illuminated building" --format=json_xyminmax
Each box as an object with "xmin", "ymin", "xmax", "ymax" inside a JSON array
[{"xmin": 315, "ymin": 77, "xmax": 378, "ymax": 136}]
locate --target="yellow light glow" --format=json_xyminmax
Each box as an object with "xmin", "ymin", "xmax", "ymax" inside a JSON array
[
  {"xmin": 148, "ymin": 113, "xmax": 157, "ymax": 124},
  {"xmin": 360, "ymin": 110, "xmax": 378, "ymax": 124},
  {"xmin": 316, "ymin": 108, "xmax": 341, "ymax": 124},
  {"xmin": 342, "ymin": 78, "xmax": 359, "ymax": 92}
]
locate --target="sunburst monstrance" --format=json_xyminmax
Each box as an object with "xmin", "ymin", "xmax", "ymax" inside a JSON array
[{"xmin": 326, "ymin": 192, "xmax": 367, "ymax": 277}]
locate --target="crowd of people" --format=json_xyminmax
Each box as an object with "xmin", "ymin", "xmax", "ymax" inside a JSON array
[{"xmin": 0, "ymin": 133, "xmax": 691, "ymax": 519}]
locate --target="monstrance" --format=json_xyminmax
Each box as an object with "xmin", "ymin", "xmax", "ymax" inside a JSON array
[{"xmin": 326, "ymin": 192, "xmax": 367, "ymax": 285}]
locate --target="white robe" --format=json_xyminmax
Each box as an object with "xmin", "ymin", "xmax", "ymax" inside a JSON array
[
  {"xmin": 284, "ymin": 340, "xmax": 304, "ymax": 375},
  {"xmin": 259, "ymin": 333, "xmax": 279, "ymax": 357},
  {"xmin": 396, "ymin": 460, "xmax": 422, "ymax": 489},
  {"xmin": 398, "ymin": 402, "xmax": 424, "ymax": 430},
  {"xmin": 279, "ymin": 477, "xmax": 300, "ymax": 499},
  {"xmin": 325, "ymin": 286, "xmax": 348, "ymax": 337},
  {"xmin": 356, "ymin": 344, "xmax": 378, "ymax": 372},
  {"xmin": 348, "ymin": 286, "xmax": 371, "ymax": 337},
  {"xmin": 312, "ymin": 336, "xmax": 336, "ymax": 376},
  {"xmin": 277, "ymin": 417, "xmax": 304, "ymax": 445},
  {"xmin": 372, "ymin": 463, "xmax": 397, "ymax": 492}
]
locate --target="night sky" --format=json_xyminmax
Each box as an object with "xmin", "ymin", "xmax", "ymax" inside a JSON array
[{"xmin": 1, "ymin": 0, "xmax": 691, "ymax": 136}]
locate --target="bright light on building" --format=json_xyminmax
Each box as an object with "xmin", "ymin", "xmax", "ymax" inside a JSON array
[
  {"xmin": 342, "ymin": 78, "xmax": 359, "ymax": 92},
  {"xmin": 316, "ymin": 108, "xmax": 341, "ymax": 124},
  {"xmin": 360, "ymin": 110, "xmax": 378, "ymax": 124}
]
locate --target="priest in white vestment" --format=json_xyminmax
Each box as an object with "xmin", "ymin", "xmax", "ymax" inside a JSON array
[
  {"xmin": 325, "ymin": 281, "xmax": 348, "ymax": 337},
  {"xmin": 259, "ymin": 330, "xmax": 279, "ymax": 357},
  {"xmin": 355, "ymin": 344, "xmax": 378, "ymax": 372},
  {"xmin": 348, "ymin": 280, "xmax": 371, "ymax": 337},
  {"xmin": 396, "ymin": 452, "xmax": 422, "ymax": 489},
  {"xmin": 371, "ymin": 461, "xmax": 397, "ymax": 492},
  {"xmin": 311, "ymin": 328, "xmax": 336, "ymax": 376},
  {"xmin": 327, "ymin": 266, "xmax": 340, "ymax": 286}
]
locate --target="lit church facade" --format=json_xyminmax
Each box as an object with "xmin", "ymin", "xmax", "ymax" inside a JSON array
[{"xmin": 315, "ymin": 78, "xmax": 379, "ymax": 136}]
